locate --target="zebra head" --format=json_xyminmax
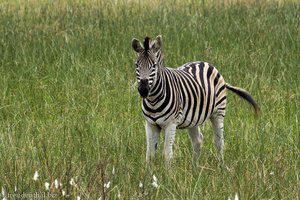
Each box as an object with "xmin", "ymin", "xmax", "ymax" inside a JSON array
[{"xmin": 132, "ymin": 35, "xmax": 163, "ymax": 98}]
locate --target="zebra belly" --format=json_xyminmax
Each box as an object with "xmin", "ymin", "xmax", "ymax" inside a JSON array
[
  {"xmin": 143, "ymin": 105, "xmax": 214, "ymax": 129},
  {"xmin": 142, "ymin": 102, "xmax": 210, "ymax": 129},
  {"xmin": 142, "ymin": 110, "xmax": 182, "ymax": 128}
]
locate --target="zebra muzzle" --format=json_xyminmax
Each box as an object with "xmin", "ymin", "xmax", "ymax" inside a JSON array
[{"xmin": 138, "ymin": 79, "xmax": 150, "ymax": 98}]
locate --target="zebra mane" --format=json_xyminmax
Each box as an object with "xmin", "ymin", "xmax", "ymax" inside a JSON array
[
  {"xmin": 143, "ymin": 36, "xmax": 164, "ymax": 65},
  {"xmin": 144, "ymin": 37, "xmax": 151, "ymax": 51}
]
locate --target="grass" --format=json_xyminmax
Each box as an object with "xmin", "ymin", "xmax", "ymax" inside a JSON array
[{"xmin": 0, "ymin": 0, "xmax": 299, "ymax": 199}]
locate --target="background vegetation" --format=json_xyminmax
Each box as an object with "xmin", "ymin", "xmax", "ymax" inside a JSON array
[{"xmin": 0, "ymin": 0, "xmax": 299, "ymax": 199}]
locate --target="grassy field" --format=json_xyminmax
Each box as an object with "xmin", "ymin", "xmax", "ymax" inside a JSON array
[{"xmin": 0, "ymin": 0, "xmax": 299, "ymax": 199}]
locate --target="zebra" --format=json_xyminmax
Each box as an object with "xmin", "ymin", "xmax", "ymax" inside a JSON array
[{"xmin": 131, "ymin": 35, "xmax": 260, "ymax": 165}]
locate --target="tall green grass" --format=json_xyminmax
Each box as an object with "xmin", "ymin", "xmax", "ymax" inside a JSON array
[{"xmin": 0, "ymin": 0, "xmax": 299, "ymax": 199}]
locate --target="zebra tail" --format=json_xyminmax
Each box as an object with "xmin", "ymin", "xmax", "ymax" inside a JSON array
[{"xmin": 226, "ymin": 83, "xmax": 261, "ymax": 116}]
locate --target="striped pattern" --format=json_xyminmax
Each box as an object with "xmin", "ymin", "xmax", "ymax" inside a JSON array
[
  {"xmin": 132, "ymin": 35, "xmax": 260, "ymax": 164},
  {"xmin": 141, "ymin": 61, "xmax": 227, "ymax": 129}
]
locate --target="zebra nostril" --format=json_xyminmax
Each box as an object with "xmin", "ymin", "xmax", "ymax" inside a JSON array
[{"xmin": 138, "ymin": 87, "xmax": 149, "ymax": 98}]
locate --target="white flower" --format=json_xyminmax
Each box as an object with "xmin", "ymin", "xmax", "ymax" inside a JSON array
[
  {"xmin": 112, "ymin": 166, "xmax": 115, "ymax": 175},
  {"xmin": 62, "ymin": 190, "xmax": 66, "ymax": 196},
  {"xmin": 104, "ymin": 181, "xmax": 111, "ymax": 189},
  {"xmin": 153, "ymin": 175, "xmax": 158, "ymax": 183},
  {"xmin": 152, "ymin": 175, "xmax": 159, "ymax": 188},
  {"xmin": 45, "ymin": 182, "xmax": 50, "ymax": 190},
  {"xmin": 234, "ymin": 193, "xmax": 239, "ymax": 200},
  {"xmin": 2, "ymin": 187, "xmax": 7, "ymax": 199},
  {"xmin": 139, "ymin": 181, "xmax": 143, "ymax": 188},
  {"xmin": 54, "ymin": 179, "xmax": 59, "ymax": 189},
  {"xmin": 228, "ymin": 193, "xmax": 239, "ymax": 200},
  {"xmin": 77, "ymin": 195, "xmax": 81, "ymax": 200},
  {"xmin": 69, "ymin": 178, "xmax": 76, "ymax": 186},
  {"xmin": 33, "ymin": 171, "xmax": 39, "ymax": 181},
  {"xmin": 152, "ymin": 181, "xmax": 159, "ymax": 188}
]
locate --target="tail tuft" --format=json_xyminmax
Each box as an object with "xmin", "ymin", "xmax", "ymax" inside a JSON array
[{"xmin": 226, "ymin": 83, "xmax": 261, "ymax": 116}]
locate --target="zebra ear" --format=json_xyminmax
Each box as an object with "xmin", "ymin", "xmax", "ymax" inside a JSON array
[
  {"xmin": 132, "ymin": 38, "xmax": 143, "ymax": 53},
  {"xmin": 152, "ymin": 35, "xmax": 162, "ymax": 52}
]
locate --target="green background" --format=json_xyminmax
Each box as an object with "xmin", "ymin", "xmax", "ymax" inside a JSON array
[{"xmin": 0, "ymin": 0, "xmax": 299, "ymax": 199}]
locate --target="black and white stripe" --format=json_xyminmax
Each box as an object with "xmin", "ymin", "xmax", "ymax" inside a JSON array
[
  {"xmin": 132, "ymin": 35, "xmax": 260, "ymax": 165},
  {"xmin": 140, "ymin": 61, "xmax": 226, "ymax": 128}
]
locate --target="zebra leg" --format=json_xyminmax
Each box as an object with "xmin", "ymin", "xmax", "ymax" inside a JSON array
[
  {"xmin": 145, "ymin": 121, "xmax": 161, "ymax": 163},
  {"xmin": 187, "ymin": 126, "xmax": 203, "ymax": 159},
  {"xmin": 164, "ymin": 123, "xmax": 177, "ymax": 165},
  {"xmin": 210, "ymin": 114, "xmax": 225, "ymax": 163}
]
